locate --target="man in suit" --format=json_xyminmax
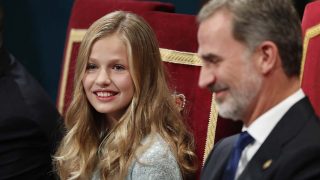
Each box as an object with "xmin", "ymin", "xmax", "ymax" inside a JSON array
[
  {"xmin": 197, "ymin": 0, "xmax": 320, "ymax": 179},
  {"xmin": 0, "ymin": 6, "xmax": 63, "ymax": 179}
]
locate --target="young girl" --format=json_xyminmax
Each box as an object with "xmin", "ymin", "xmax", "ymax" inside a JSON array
[{"xmin": 54, "ymin": 11, "xmax": 197, "ymax": 180}]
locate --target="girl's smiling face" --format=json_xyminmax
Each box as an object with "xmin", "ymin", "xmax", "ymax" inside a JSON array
[{"xmin": 82, "ymin": 34, "xmax": 134, "ymax": 121}]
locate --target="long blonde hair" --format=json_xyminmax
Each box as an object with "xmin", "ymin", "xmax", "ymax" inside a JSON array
[{"xmin": 55, "ymin": 11, "xmax": 197, "ymax": 180}]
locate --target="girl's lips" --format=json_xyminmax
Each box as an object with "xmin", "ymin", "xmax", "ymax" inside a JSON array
[
  {"xmin": 93, "ymin": 90, "xmax": 119, "ymax": 101},
  {"xmin": 95, "ymin": 91, "xmax": 117, "ymax": 97}
]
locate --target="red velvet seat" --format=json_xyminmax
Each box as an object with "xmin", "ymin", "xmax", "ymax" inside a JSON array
[
  {"xmin": 301, "ymin": 0, "xmax": 320, "ymax": 116},
  {"xmin": 56, "ymin": 0, "xmax": 241, "ymax": 177}
]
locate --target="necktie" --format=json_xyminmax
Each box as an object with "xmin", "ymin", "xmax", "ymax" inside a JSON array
[{"xmin": 223, "ymin": 131, "xmax": 254, "ymax": 180}]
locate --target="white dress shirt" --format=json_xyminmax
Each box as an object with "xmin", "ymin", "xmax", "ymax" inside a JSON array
[{"xmin": 235, "ymin": 89, "xmax": 305, "ymax": 179}]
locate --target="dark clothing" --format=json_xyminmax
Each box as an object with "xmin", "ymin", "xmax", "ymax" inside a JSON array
[
  {"xmin": 201, "ymin": 97, "xmax": 320, "ymax": 180},
  {"xmin": 0, "ymin": 49, "xmax": 63, "ymax": 179}
]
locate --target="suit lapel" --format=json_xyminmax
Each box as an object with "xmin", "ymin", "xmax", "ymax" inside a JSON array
[
  {"xmin": 239, "ymin": 97, "xmax": 314, "ymax": 180},
  {"xmin": 202, "ymin": 134, "xmax": 238, "ymax": 180}
]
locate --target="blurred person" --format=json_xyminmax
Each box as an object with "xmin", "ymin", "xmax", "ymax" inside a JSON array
[
  {"xmin": 197, "ymin": 0, "xmax": 320, "ymax": 179},
  {"xmin": 54, "ymin": 11, "xmax": 197, "ymax": 180},
  {"xmin": 0, "ymin": 5, "xmax": 63, "ymax": 180}
]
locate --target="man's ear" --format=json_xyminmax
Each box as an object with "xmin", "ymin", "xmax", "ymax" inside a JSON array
[{"xmin": 255, "ymin": 41, "xmax": 279, "ymax": 75}]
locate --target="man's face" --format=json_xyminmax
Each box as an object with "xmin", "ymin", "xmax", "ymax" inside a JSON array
[{"xmin": 197, "ymin": 9, "xmax": 262, "ymax": 121}]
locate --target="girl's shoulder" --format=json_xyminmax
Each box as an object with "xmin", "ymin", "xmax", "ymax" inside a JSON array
[
  {"xmin": 139, "ymin": 134, "xmax": 172, "ymax": 163},
  {"xmin": 127, "ymin": 133, "xmax": 182, "ymax": 180}
]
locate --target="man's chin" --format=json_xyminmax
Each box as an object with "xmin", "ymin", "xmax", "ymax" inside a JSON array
[
  {"xmin": 217, "ymin": 104, "xmax": 242, "ymax": 122},
  {"xmin": 219, "ymin": 113, "xmax": 242, "ymax": 122}
]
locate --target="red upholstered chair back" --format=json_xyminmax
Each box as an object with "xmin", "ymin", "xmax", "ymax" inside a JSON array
[
  {"xmin": 301, "ymin": 0, "xmax": 320, "ymax": 116},
  {"xmin": 57, "ymin": 0, "xmax": 241, "ymax": 177}
]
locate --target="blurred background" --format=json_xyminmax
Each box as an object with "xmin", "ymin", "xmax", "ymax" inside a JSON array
[{"xmin": 0, "ymin": 0, "xmax": 312, "ymax": 102}]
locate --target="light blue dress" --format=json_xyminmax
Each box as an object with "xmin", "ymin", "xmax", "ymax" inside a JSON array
[
  {"xmin": 126, "ymin": 134, "xmax": 182, "ymax": 180},
  {"xmin": 92, "ymin": 134, "xmax": 182, "ymax": 180}
]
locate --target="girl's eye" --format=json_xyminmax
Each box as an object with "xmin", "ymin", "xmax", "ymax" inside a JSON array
[
  {"xmin": 113, "ymin": 64, "xmax": 125, "ymax": 71},
  {"xmin": 86, "ymin": 63, "xmax": 97, "ymax": 70}
]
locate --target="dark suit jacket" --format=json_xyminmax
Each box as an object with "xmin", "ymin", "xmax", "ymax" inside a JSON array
[
  {"xmin": 201, "ymin": 97, "xmax": 320, "ymax": 180},
  {"xmin": 0, "ymin": 49, "xmax": 63, "ymax": 179}
]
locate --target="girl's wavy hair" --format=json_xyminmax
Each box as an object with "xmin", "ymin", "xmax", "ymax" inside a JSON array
[{"xmin": 54, "ymin": 11, "xmax": 197, "ymax": 180}]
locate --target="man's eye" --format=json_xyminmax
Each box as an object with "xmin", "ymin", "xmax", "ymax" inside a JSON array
[
  {"xmin": 201, "ymin": 54, "xmax": 222, "ymax": 65},
  {"xmin": 208, "ymin": 57, "xmax": 221, "ymax": 64},
  {"xmin": 113, "ymin": 64, "xmax": 125, "ymax": 71},
  {"xmin": 86, "ymin": 63, "xmax": 97, "ymax": 70}
]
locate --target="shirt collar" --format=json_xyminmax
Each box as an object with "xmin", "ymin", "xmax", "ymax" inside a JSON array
[{"xmin": 243, "ymin": 89, "xmax": 305, "ymax": 144}]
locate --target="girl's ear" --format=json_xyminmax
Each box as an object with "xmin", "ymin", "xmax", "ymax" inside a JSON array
[{"xmin": 255, "ymin": 41, "xmax": 279, "ymax": 75}]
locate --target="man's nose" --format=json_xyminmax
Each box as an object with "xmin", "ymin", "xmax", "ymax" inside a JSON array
[{"xmin": 198, "ymin": 66, "xmax": 216, "ymax": 89}]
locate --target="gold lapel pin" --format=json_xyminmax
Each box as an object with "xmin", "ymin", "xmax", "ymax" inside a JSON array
[{"xmin": 262, "ymin": 159, "xmax": 272, "ymax": 170}]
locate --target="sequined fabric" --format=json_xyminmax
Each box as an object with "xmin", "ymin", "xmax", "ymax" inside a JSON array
[
  {"xmin": 92, "ymin": 134, "xmax": 182, "ymax": 180},
  {"xmin": 127, "ymin": 134, "xmax": 182, "ymax": 180}
]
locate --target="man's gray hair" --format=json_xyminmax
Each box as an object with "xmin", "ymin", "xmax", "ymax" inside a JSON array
[{"xmin": 197, "ymin": 0, "xmax": 302, "ymax": 77}]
